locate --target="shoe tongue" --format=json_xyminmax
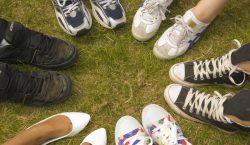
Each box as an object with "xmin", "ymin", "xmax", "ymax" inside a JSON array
[
  {"xmin": 60, "ymin": 0, "xmax": 73, "ymax": 6},
  {"xmin": 142, "ymin": 11, "xmax": 158, "ymax": 22},
  {"xmin": 170, "ymin": 25, "xmax": 186, "ymax": 45},
  {"xmin": 65, "ymin": 1, "xmax": 73, "ymax": 6},
  {"xmin": 149, "ymin": 116, "xmax": 186, "ymax": 145},
  {"xmin": 5, "ymin": 22, "xmax": 25, "ymax": 45}
]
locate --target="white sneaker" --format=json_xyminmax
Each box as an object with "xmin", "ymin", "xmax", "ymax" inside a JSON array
[
  {"xmin": 115, "ymin": 116, "xmax": 153, "ymax": 145},
  {"xmin": 142, "ymin": 104, "xmax": 191, "ymax": 145},
  {"xmin": 28, "ymin": 112, "xmax": 91, "ymax": 145},
  {"xmin": 153, "ymin": 10, "xmax": 209, "ymax": 59},
  {"xmin": 132, "ymin": 0, "xmax": 173, "ymax": 41},
  {"xmin": 81, "ymin": 128, "xmax": 107, "ymax": 145}
]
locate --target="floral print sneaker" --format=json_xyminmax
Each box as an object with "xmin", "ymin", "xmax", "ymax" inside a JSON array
[
  {"xmin": 115, "ymin": 116, "xmax": 153, "ymax": 145},
  {"xmin": 142, "ymin": 104, "xmax": 191, "ymax": 145}
]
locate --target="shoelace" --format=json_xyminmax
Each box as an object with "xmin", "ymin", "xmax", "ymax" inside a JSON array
[
  {"xmin": 193, "ymin": 40, "xmax": 245, "ymax": 86},
  {"xmin": 97, "ymin": 0, "xmax": 116, "ymax": 9},
  {"xmin": 9, "ymin": 70, "xmax": 43, "ymax": 103},
  {"xmin": 28, "ymin": 31, "xmax": 55, "ymax": 63},
  {"xmin": 122, "ymin": 135, "xmax": 153, "ymax": 145},
  {"xmin": 141, "ymin": 0, "xmax": 170, "ymax": 22},
  {"xmin": 183, "ymin": 88, "xmax": 233, "ymax": 124},
  {"xmin": 152, "ymin": 121, "xmax": 179, "ymax": 145},
  {"xmin": 57, "ymin": 0, "xmax": 79, "ymax": 15},
  {"xmin": 168, "ymin": 15, "xmax": 194, "ymax": 46}
]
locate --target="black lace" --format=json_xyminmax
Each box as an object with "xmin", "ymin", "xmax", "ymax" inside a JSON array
[
  {"xmin": 25, "ymin": 29, "xmax": 55, "ymax": 63},
  {"xmin": 9, "ymin": 69, "xmax": 44, "ymax": 103}
]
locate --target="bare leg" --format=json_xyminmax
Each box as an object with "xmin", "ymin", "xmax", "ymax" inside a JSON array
[
  {"xmin": 3, "ymin": 115, "xmax": 72, "ymax": 145},
  {"xmin": 192, "ymin": 0, "xmax": 228, "ymax": 23}
]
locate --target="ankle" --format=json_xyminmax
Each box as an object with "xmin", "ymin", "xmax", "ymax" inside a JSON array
[{"xmin": 183, "ymin": 9, "xmax": 209, "ymax": 32}]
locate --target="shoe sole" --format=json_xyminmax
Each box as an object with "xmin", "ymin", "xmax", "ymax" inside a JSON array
[
  {"xmin": 164, "ymin": 84, "xmax": 236, "ymax": 133},
  {"xmin": 90, "ymin": 0, "xmax": 126, "ymax": 29}
]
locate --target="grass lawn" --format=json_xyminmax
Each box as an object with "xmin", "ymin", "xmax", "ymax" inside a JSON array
[{"xmin": 1, "ymin": 0, "xmax": 250, "ymax": 144}]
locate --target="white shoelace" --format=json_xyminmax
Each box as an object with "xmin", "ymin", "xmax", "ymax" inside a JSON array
[
  {"xmin": 168, "ymin": 15, "xmax": 194, "ymax": 46},
  {"xmin": 123, "ymin": 135, "xmax": 153, "ymax": 145},
  {"xmin": 57, "ymin": 0, "xmax": 79, "ymax": 15},
  {"xmin": 97, "ymin": 0, "xmax": 116, "ymax": 9},
  {"xmin": 141, "ymin": 0, "xmax": 170, "ymax": 22},
  {"xmin": 152, "ymin": 121, "xmax": 179, "ymax": 145},
  {"xmin": 193, "ymin": 40, "xmax": 245, "ymax": 86},
  {"xmin": 183, "ymin": 89, "xmax": 233, "ymax": 124}
]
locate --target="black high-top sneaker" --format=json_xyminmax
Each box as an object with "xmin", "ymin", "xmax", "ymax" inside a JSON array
[
  {"xmin": 169, "ymin": 42, "xmax": 248, "ymax": 87},
  {"xmin": 0, "ymin": 18, "xmax": 78, "ymax": 69},
  {"xmin": 164, "ymin": 84, "xmax": 250, "ymax": 133},
  {"xmin": 0, "ymin": 63, "xmax": 72, "ymax": 106}
]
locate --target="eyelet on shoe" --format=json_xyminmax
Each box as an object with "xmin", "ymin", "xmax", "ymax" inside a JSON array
[
  {"xmin": 219, "ymin": 74, "xmax": 223, "ymax": 77},
  {"xmin": 182, "ymin": 106, "xmax": 186, "ymax": 110}
]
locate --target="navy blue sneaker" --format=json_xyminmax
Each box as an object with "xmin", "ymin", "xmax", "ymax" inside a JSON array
[
  {"xmin": 52, "ymin": 0, "xmax": 92, "ymax": 36},
  {"xmin": 90, "ymin": 0, "xmax": 126, "ymax": 29}
]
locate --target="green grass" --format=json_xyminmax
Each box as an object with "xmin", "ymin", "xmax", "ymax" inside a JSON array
[{"xmin": 1, "ymin": 0, "xmax": 250, "ymax": 144}]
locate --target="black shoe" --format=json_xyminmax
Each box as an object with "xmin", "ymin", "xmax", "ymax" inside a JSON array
[
  {"xmin": 0, "ymin": 18, "xmax": 78, "ymax": 69},
  {"xmin": 164, "ymin": 84, "xmax": 250, "ymax": 133},
  {"xmin": 169, "ymin": 49, "xmax": 247, "ymax": 87},
  {"xmin": 0, "ymin": 63, "xmax": 72, "ymax": 106}
]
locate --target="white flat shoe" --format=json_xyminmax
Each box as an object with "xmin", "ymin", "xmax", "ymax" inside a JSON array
[
  {"xmin": 81, "ymin": 128, "xmax": 107, "ymax": 145},
  {"xmin": 28, "ymin": 112, "xmax": 91, "ymax": 145}
]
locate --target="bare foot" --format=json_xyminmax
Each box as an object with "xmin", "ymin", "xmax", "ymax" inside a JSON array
[{"xmin": 3, "ymin": 115, "xmax": 72, "ymax": 145}]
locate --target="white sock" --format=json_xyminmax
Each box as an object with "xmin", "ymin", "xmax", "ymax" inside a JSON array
[{"xmin": 183, "ymin": 9, "xmax": 209, "ymax": 32}]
